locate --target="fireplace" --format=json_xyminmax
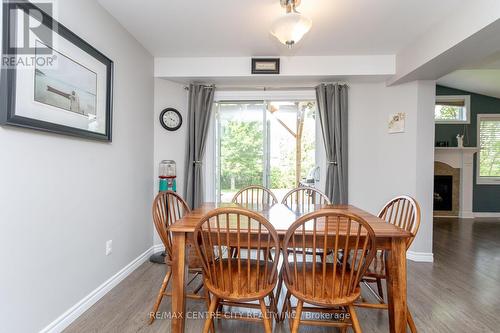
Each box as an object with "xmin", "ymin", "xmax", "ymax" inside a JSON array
[
  {"xmin": 434, "ymin": 175, "xmax": 453, "ymax": 211},
  {"xmin": 433, "ymin": 160, "xmax": 461, "ymax": 216},
  {"xmin": 434, "ymin": 148, "xmax": 478, "ymax": 218}
]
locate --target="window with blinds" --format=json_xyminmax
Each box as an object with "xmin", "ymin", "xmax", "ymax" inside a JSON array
[
  {"xmin": 478, "ymin": 114, "xmax": 500, "ymax": 183},
  {"xmin": 435, "ymin": 95, "xmax": 470, "ymax": 123}
]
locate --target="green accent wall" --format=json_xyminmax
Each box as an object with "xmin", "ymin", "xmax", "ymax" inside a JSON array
[{"xmin": 436, "ymin": 85, "xmax": 500, "ymax": 213}]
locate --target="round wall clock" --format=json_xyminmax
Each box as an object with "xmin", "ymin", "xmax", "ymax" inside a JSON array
[{"xmin": 159, "ymin": 108, "xmax": 182, "ymax": 131}]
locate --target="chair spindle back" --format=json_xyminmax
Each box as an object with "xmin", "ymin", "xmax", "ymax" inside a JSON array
[
  {"xmin": 378, "ymin": 195, "xmax": 421, "ymax": 249},
  {"xmin": 152, "ymin": 191, "xmax": 191, "ymax": 261},
  {"xmin": 282, "ymin": 186, "xmax": 331, "ymax": 211},
  {"xmin": 232, "ymin": 185, "xmax": 278, "ymax": 208},
  {"xmin": 282, "ymin": 210, "xmax": 376, "ymax": 304},
  {"xmin": 194, "ymin": 208, "xmax": 280, "ymax": 299}
]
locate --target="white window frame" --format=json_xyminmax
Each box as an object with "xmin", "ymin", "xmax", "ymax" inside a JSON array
[
  {"xmin": 435, "ymin": 95, "xmax": 471, "ymax": 124},
  {"xmin": 476, "ymin": 114, "xmax": 500, "ymax": 185}
]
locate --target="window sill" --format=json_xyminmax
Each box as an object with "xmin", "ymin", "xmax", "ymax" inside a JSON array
[
  {"xmin": 435, "ymin": 120, "xmax": 470, "ymax": 125},
  {"xmin": 476, "ymin": 178, "xmax": 500, "ymax": 185}
]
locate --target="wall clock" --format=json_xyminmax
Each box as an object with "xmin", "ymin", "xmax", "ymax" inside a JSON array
[{"xmin": 160, "ymin": 108, "xmax": 182, "ymax": 131}]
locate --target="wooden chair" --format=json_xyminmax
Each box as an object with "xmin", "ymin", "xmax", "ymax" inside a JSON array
[
  {"xmin": 357, "ymin": 195, "xmax": 421, "ymax": 332},
  {"xmin": 282, "ymin": 186, "xmax": 331, "ymax": 211},
  {"xmin": 276, "ymin": 186, "xmax": 332, "ymax": 302},
  {"xmin": 232, "ymin": 185, "xmax": 278, "ymax": 208},
  {"xmin": 149, "ymin": 191, "xmax": 207, "ymax": 324},
  {"xmin": 280, "ymin": 210, "xmax": 377, "ymax": 333},
  {"xmin": 193, "ymin": 207, "xmax": 281, "ymax": 333}
]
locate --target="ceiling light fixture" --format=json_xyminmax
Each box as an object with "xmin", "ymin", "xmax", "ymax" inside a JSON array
[{"xmin": 271, "ymin": 0, "xmax": 312, "ymax": 48}]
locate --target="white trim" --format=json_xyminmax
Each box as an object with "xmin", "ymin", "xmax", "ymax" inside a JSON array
[
  {"xmin": 435, "ymin": 95, "xmax": 470, "ymax": 124},
  {"xmin": 153, "ymin": 243, "xmax": 165, "ymax": 252},
  {"xmin": 434, "ymin": 212, "xmax": 500, "ymax": 218},
  {"xmin": 459, "ymin": 210, "xmax": 475, "ymax": 219},
  {"xmin": 406, "ymin": 251, "xmax": 434, "ymax": 263},
  {"xmin": 476, "ymin": 113, "xmax": 500, "ymax": 185},
  {"xmin": 434, "ymin": 147, "xmax": 478, "ymax": 151},
  {"xmin": 473, "ymin": 212, "xmax": 500, "ymax": 218},
  {"xmin": 214, "ymin": 90, "xmax": 316, "ymax": 102},
  {"xmin": 39, "ymin": 246, "xmax": 155, "ymax": 333}
]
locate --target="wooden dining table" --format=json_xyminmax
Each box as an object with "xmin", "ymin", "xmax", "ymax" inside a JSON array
[{"xmin": 168, "ymin": 202, "xmax": 412, "ymax": 333}]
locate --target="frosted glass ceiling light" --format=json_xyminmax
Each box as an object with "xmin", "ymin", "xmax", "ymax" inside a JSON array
[{"xmin": 271, "ymin": 0, "xmax": 312, "ymax": 47}]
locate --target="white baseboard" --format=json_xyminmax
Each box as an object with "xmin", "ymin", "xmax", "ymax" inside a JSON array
[
  {"xmin": 435, "ymin": 213, "xmax": 500, "ymax": 219},
  {"xmin": 473, "ymin": 212, "xmax": 500, "ymax": 218},
  {"xmin": 460, "ymin": 210, "xmax": 475, "ymax": 219},
  {"xmin": 406, "ymin": 251, "xmax": 434, "ymax": 263},
  {"xmin": 40, "ymin": 246, "xmax": 155, "ymax": 333},
  {"xmin": 153, "ymin": 243, "xmax": 164, "ymax": 253}
]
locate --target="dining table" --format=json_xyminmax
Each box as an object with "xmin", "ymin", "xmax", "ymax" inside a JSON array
[{"xmin": 168, "ymin": 202, "xmax": 412, "ymax": 333}]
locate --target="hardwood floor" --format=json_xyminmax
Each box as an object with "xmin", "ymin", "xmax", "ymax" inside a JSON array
[{"xmin": 64, "ymin": 217, "xmax": 500, "ymax": 333}]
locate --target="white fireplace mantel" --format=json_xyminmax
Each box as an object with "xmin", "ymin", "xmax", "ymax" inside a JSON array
[{"xmin": 434, "ymin": 147, "xmax": 478, "ymax": 218}]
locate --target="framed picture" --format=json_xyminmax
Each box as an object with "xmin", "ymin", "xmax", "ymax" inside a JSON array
[
  {"xmin": 1, "ymin": 1, "xmax": 114, "ymax": 141},
  {"xmin": 251, "ymin": 58, "xmax": 280, "ymax": 74},
  {"xmin": 388, "ymin": 112, "xmax": 406, "ymax": 134}
]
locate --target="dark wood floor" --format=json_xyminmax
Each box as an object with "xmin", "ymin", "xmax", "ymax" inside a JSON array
[{"xmin": 64, "ymin": 218, "xmax": 500, "ymax": 332}]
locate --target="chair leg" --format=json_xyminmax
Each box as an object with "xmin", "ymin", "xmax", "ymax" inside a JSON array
[
  {"xmin": 203, "ymin": 288, "xmax": 215, "ymax": 333},
  {"xmin": 291, "ymin": 300, "xmax": 303, "ymax": 333},
  {"xmin": 348, "ymin": 304, "xmax": 362, "ymax": 333},
  {"xmin": 376, "ymin": 277, "xmax": 384, "ymax": 302},
  {"xmin": 203, "ymin": 296, "xmax": 220, "ymax": 333},
  {"xmin": 149, "ymin": 270, "xmax": 171, "ymax": 324},
  {"xmin": 286, "ymin": 291, "xmax": 293, "ymax": 328},
  {"xmin": 192, "ymin": 279, "xmax": 204, "ymax": 295},
  {"xmin": 275, "ymin": 269, "xmax": 283, "ymax": 299},
  {"xmin": 279, "ymin": 290, "xmax": 290, "ymax": 322},
  {"xmin": 407, "ymin": 306, "xmax": 417, "ymax": 333},
  {"xmin": 268, "ymin": 292, "xmax": 278, "ymax": 321},
  {"xmin": 275, "ymin": 269, "xmax": 283, "ymax": 316},
  {"xmin": 259, "ymin": 298, "xmax": 273, "ymax": 333}
]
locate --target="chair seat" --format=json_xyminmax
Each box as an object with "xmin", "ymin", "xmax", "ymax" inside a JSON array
[
  {"xmin": 364, "ymin": 255, "xmax": 386, "ymax": 278},
  {"xmin": 283, "ymin": 262, "xmax": 361, "ymax": 306},
  {"xmin": 203, "ymin": 259, "xmax": 276, "ymax": 301}
]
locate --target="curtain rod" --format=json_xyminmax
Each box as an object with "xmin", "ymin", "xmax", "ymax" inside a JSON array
[
  {"xmin": 183, "ymin": 83, "xmax": 349, "ymax": 91},
  {"xmin": 215, "ymin": 86, "xmax": 316, "ymax": 91}
]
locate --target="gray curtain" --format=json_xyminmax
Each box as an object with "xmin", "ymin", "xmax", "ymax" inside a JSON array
[
  {"xmin": 315, "ymin": 83, "xmax": 348, "ymax": 204},
  {"xmin": 184, "ymin": 84, "xmax": 215, "ymax": 209}
]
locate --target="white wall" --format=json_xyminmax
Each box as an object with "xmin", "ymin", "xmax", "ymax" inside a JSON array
[
  {"xmin": 0, "ymin": 1, "xmax": 154, "ymax": 332},
  {"xmin": 414, "ymin": 81, "xmax": 436, "ymax": 255},
  {"xmin": 153, "ymin": 78, "xmax": 188, "ymax": 245},
  {"xmin": 349, "ymin": 82, "xmax": 417, "ymax": 213},
  {"xmin": 155, "ymin": 55, "xmax": 395, "ymax": 79},
  {"xmin": 349, "ymin": 81, "xmax": 435, "ymax": 257}
]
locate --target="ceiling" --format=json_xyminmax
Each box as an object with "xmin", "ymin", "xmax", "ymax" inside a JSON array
[
  {"xmin": 438, "ymin": 52, "xmax": 500, "ymax": 99},
  {"xmin": 97, "ymin": 0, "xmax": 467, "ymax": 57}
]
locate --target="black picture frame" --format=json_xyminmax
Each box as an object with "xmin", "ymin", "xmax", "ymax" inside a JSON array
[
  {"xmin": 251, "ymin": 58, "xmax": 280, "ymax": 74},
  {"xmin": 159, "ymin": 108, "xmax": 183, "ymax": 131},
  {"xmin": 0, "ymin": 0, "xmax": 114, "ymax": 141}
]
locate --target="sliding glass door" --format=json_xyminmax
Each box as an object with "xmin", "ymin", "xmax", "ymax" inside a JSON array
[
  {"xmin": 216, "ymin": 102, "xmax": 266, "ymax": 202},
  {"xmin": 215, "ymin": 100, "xmax": 316, "ymax": 203}
]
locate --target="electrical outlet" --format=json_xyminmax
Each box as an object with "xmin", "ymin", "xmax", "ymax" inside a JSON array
[{"xmin": 106, "ymin": 240, "xmax": 112, "ymax": 256}]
